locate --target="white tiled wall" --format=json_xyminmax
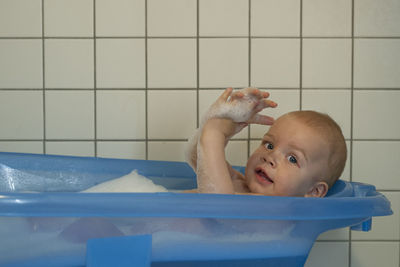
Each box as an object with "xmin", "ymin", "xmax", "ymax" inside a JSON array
[{"xmin": 0, "ymin": 0, "xmax": 398, "ymax": 266}]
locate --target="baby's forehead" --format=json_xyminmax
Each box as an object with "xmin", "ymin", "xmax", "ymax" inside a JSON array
[
  {"xmin": 264, "ymin": 119, "xmax": 330, "ymax": 155},
  {"xmin": 272, "ymin": 115, "xmax": 325, "ymax": 136},
  {"xmin": 266, "ymin": 115, "xmax": 313, "ymax": 134}
]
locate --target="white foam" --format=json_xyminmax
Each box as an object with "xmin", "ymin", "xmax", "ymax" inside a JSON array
[
  {"xmin": 82, "ymin": 170, "xmax": 168, "ymax": 193},
  {"xmin": 200, "ymin": 88, "xmax": 260, "ymax": 126}
]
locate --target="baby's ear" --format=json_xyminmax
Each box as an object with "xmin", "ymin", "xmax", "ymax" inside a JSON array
[{"xmin": 305, "ymin": 181, "xmax": 329, "ymax": 198}]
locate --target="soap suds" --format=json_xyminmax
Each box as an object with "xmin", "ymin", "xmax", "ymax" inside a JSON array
[{"xmin": 82, "ymin": 170, "xmax": 168, "ymax": 193}]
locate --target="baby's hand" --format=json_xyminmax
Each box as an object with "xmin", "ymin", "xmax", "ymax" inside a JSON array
[
  {"xmin": 200, "ymin": 87, "xmax": 277, "ymax": 139},
  {"xmin": 202, "ymin": 87, "xmax": 277, "ymax": 127}
]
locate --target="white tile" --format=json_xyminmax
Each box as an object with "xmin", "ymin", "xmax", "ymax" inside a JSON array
[
  {"xmin": 44, "ymin": 0, "xmax": 93, "ymax": 37},
  {"xmin": 0, "ymin": 91, "xmax": 43, "ymax": 139},
  {"xmin": 45, "ymin": 91, "xmax": 94, "ymax": 139},
  {"xmin": 250, "ymin": 90, "xmax": 300, "ymax": 138},
  {"xmin": 0, "ymin": 141, "xmax": 43, "ymax": 154},
  {"xmin": 305, "ymin": 241, "xmax": 349, "ymax": 267},
  {"xmin": 354, "ymin": 39, "xmax": 400, "ymax": 88},
  {"xmin": 199, "ymin": 38, "xmax": 248, "ymax": 88},
  {"xmin": 96, "ymin": 39, "xmax": 145, "ymax": 88},
  {"xmin": 45, "ymin": 141, "xmax": 94, "ymax": 157},
  {"xmin": 302, "ymin": 39, "xmax": 352, "ymax": 88},
  {"xmin": 352, "ymin": 192, "xmax": 399, "ymax": 240},
  {"xmin": 341, "ymin": 140, "xmax": 351, "ymax": 182},
  {"xmin": 97, "ymin": 141, "xmax": 146, "ymax": 160},
  {"xmin": 95, "ymin": 0, "xmax": 145, "ymax": 37},
  {"xmin": 352, "ymin": 141, "xmax": 400, "ymax": 190},
  {"xmin": 148, "ymin": 0, "xmax": 196, "ymax": 37},
  {"xmin": 303, "ymin": 0, "xmax": 352, "ymax": 37},
  {"xmin": 302, "ymin": 90, "xmax": 351, "ymax": 139},
  {"xmin": 251, "ymin": 0, "xmax": 300, "ymax": 37},
  {"xmin": 199, "ymin": 0, "xmax": 248, "ymax": 36},
  {"xmin": 96, "ymin": 90, "xmax": 145, "ymax": 139},
  {"xmin": 148, "ymin": 90, "xmax": 197, "ymax": 139},
  {"xmin": 0, "ymin": 0, "xmax": 42, "ymax": 37},
  {"xmin": 225, "ymin": 140, "xmax": 248, "ymax": 166},
  {"xmin": 148, "ymin": 39, "xmax": 197, "ymax": 88},
  {"xmin": 351, "ymin": 242, "xmax": 399, "ymax": 267},
  {"xmin": 353, "ymin": 90, "xmax": 400, "ymax": 139},
  {"xmin": 0, "ymin": 40, "xmax": 42, "ymax": 88},
  {"xmin": 355, "ymin": 0, "xmax": 400, "ymax": 37},
  {"xmin": 198, "ymin": 89, "xmax": 248, "ymax": 139},
  {"xmin": 148, "ymin": 141, "xmax": 187, "ymax": 162},
  {"xmin": 251, "ymin": 39, "xmax": 300, "ymax": 88},
  {"xmin": 250, "ymin": 140, "xmax": 261, "ymax": 155},
  {"xmin": 45, "ymin": 39, "xmax": 94, "ymax": 88},
  {"xmin": 317, "ymin": 228, "xmax": 349, "ymax": 241}
]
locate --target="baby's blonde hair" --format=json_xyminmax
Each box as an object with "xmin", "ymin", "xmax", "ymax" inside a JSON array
[{"xmin": 284, "ymin": 111, "xmax": 347, "ymax": 188}]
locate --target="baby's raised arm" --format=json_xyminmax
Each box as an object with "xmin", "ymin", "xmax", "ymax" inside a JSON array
[
  {"xmin": 185, "ymin": 87, "xmax": 277, "ymax": 194},
  {"xmin": 185, "ymin": 88, "xmax": 276, "ymax": 170}
]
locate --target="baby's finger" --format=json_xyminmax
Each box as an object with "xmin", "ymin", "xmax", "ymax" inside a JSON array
[
  {"xmin": 230, "ymin": 91, "xmax": 245, "ymax": 101},
  {"xmin": 249, "ymin": 114, "xmax": 275, "ymax": 126},
  {"xmin": 218, "ymin": 87, "xmax": 233, "ymax": 102},
  {"xmin": 253, "ymin": 99, "xmax": 277, "ymax": 114},
  {"xmin": 260, "ymin": 99, "xmax": 278, "ymax": 108},
  {"xmin": 261, "ymin": 91, "xmax": 270, "ymax": 99},
  {"xmin": 246, "ymin": 87, "xmax": 269, "ymax": 99},
  {"xmin": 245, "ymin": 88, "xmax": 263, "ymax": 99}
]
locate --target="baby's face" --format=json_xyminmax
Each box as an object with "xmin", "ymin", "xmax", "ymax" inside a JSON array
[{"xmin": 245, "ymin": 115, "xmax": 329, "ymax": 197}]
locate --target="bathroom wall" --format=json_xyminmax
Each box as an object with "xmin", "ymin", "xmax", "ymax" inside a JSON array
[{"xmin": 0, "ymin": 0, "xmax": 399, "ymax": 266}]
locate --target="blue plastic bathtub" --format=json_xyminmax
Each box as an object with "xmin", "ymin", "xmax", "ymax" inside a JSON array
[{"xmin": 0, "ymin": 152, "xmax": 392, "ymax": 267}]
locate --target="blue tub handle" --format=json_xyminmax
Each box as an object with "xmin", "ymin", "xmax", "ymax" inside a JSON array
[
  {"xmin": 86, "ymin": 235, "xmax": 152, "ymax": 267},
  {"xmin": 350, "ymin": 218, "xmax": 372, "ymax": 231}
]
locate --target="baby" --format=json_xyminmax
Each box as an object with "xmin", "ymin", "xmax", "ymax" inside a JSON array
[{"xmin": 185, "ymin": 88, "xmax": 347, "ymax": 197}]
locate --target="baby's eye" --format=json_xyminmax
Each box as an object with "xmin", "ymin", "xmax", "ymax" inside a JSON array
[
  {"xmin": 288, "ymin": 155, "xmax": 297, "ymax": 164},
  {"xmin": 264, "ymin": 142, "xmax": 273, "ymax": 150}
]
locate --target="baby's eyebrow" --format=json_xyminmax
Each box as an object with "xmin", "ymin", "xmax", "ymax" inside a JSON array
[{"xmin": 263, "ymin": 133, "xmax": 274, "ymax": 139}]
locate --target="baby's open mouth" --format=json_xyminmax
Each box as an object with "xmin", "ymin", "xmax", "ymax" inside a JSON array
[{"xmin": 255, "ymin": 167, "xmax": 273, "ymax": 184}]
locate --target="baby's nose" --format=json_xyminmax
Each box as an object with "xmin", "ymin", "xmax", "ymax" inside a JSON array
[{"xmin": 261, "ymin": 155, "xmax": 275, "ymax": 167}]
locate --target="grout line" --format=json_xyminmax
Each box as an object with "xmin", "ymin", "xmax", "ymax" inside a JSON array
[
  {"xmin": 247, "ymin": 0, "xmax": 251, "ymax": 88},
  {"xmin": 2, "ymin": 36, "xmax": 400, "ymax": 40},
  {"xmin": 314, "ymin": 239, "xmax": 400, "ymax": 243},
  {"xmin": 1, "ymin": 87, "xmax": 400, "ymax": 92},
  {"xmin": 93, "ymin": 0, "xmax": 97, "ymax": 157},
  {"xmin": 377, "ymin": 189, "xmax": 400, "ymax": 192},
  {"xmin": 0, "ymin": 138, "xmax": 277, "ymax": 143},
  {"xmin": 353, "ymin": 88, "xmax": 400, "ymax": 91},
  {"xmin": 43, "ymin": 139, "xmax": 192, "ymax": 142},
  {"xmin": 350, "ymin": 0, "xmax": 355, "ymax": 184},
  {"xmin": 348, "ymin": 239, "xmax": 400, "ymax": 242},
  {"xmin": 145, "ymin": 0, "xmax": 149, "ymax": 160},
  {"xmin": 41, "ymin": 0, "xmax": 46, "ymax": 155},
  {"xmin": 1, "ymin": 87, "xmax": 400, "ymax": 91},
  {"xmin": 352, "ymin": 139, "xmax": 400, "ymax": 142},
  {"xmin": 196, "ymin": 0, "xmax": 200, "ymax": 129},
  {"xmin": 349, "ymin": 0, "xmax": 355, "ymax": 266},
  {"xmin": 247, "ymin": 0, "xmax": 251, "ymax": 158},
  {"xmin": 2, "ymin": 138, "xmax": 400, "ymax": 142},
  {"xmin": 299, "ymin": 0, "xmax": 303, "ymax": 111}
]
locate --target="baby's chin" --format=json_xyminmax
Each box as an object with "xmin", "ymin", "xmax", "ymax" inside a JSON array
[{"xmin": 247, "ymin": 181, "xmax": 270, "ymax": 196}]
